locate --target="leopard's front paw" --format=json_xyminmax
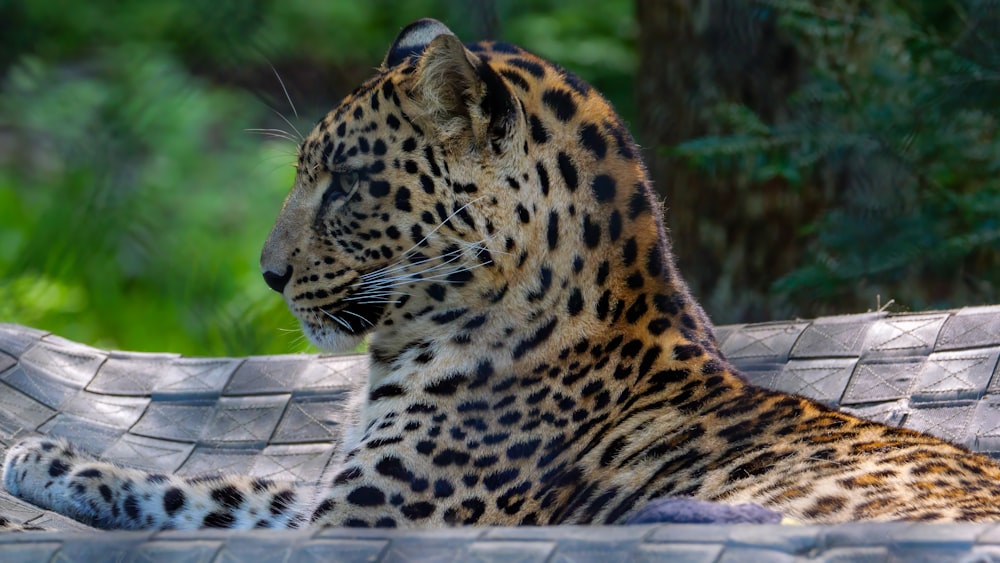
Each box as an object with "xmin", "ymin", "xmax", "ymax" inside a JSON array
[
  {"xmin": 4, "ymin": 437, "xmax": 81, "ymax": 502},
  {"xmin": 3, "ymin": 437, "xmax": 96, "ymax": 524}
]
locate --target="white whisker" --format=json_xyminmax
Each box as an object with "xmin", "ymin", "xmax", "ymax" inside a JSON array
[
  {"xmin": 269, "ymin": 108, "xmax": 305, "ymax": 143},
  {"xmin": 270, "ymin": 63, "xmax": 299, "ymax": 121},
  {"xmin": 321, "ymin": 310, "xmax": 353, "ymax": 332},
  {"xmin": 361, "ymin": 239, "xmax": 486, "ymax": 284},
  {"xmin": 246, "ymin": 128, "xmax": 300, "ymax": 143},
  {"xmin": 358, "ymin": 240, "xmax": 493, "ymax": 289},
  {"xmin": 341, "ymin": 293, "xmax": 411, "ymax": 303},
  {"xmin": 361, "ymin": 261, "xmax": 492, "ymax": 291},
  {"xmin": 341, "ymin": 309, "xmax": 375, "ymax": 327},
  {"xmin": 360, "ymin": 241, "xmax": 469, "ymax": 281},
  {"xmin": 393, "ymin": 196, "xmax": 489, "ymax": 260}
]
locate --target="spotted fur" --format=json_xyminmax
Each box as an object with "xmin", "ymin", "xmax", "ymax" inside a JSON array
[{"xmin": 7, "ymin": 18, "xmax": 1000, "ymax": 531}]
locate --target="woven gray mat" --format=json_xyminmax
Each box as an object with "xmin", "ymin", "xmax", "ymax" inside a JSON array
[{"xmin": 2, "ymin": 306, "xmax": 1000, "ymax": 561}]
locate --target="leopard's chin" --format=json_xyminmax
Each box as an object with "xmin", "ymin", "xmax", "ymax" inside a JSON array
[{"xmin": 301, "ymin": 321, "xmax": 367, "ymax": 353}]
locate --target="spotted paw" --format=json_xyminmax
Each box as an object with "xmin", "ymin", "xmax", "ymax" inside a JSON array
[
  {"xmin": 4, "ymin": 437, "xmax": 81, "ymax": 500},
  {"xmin": 3, "ymin": 437, "xmax": 96, "ymax": 525},
  {"xmin": 3, "ymin": 438, "xmax": 81, "ymax": 512}
]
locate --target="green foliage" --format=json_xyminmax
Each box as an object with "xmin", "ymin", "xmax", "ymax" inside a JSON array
[
  {"xmin": 674, "ymin": 0, "xmax": 1000, "ymax": 313},
  {"xmin": 0, "ymin": 49, "xmax": 301, "ymax": 354},
  {"xmin": 0, "ymin": 0, "xmax": 633, "ymax": 354}
]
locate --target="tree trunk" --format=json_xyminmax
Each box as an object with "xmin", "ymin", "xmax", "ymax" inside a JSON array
[{"xmin": 635, "ymin": 0, "xmax": 813, "ymax": 323}]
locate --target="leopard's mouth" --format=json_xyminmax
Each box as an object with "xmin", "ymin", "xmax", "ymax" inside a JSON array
[{"xmin": 318, "ymin": 299, "xmax": 388, "ymax": 335}]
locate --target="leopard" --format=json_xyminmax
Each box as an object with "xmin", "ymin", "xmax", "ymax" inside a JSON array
[{"xmin": 7, "ymin": 17, "xmax": 1000, "ymax": 532}]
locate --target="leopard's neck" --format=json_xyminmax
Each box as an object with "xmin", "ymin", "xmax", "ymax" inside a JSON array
[{"xmin": 364, "ymin": 161, "xmax": 737, "ymax": 421}]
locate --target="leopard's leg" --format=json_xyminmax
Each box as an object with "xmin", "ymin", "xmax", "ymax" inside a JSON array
[{"xmin": 3, "ymin": 437, "xmax": 310, "ymax": 530}]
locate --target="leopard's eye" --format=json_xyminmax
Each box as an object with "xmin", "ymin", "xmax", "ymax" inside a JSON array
[
  {"xmin": 321, "ymin": 170, "xmax": 361, "ymax": 206},
  {"xmin": 340, "ymin": 171, "xmax": 361, "ymax": 198}
]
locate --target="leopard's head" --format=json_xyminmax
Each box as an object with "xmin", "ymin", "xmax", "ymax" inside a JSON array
[{"xmin": 261, "ymin": 19, "xmax": 535, "ymax": 353}]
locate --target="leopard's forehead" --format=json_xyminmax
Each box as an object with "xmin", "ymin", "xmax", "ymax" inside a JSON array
[{"xmin": 297, "ymin": 40, "xmax": 635, "ymax": 178}]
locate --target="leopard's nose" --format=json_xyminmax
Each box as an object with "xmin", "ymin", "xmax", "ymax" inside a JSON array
[{"xmin": 262, "ymin": 265, "xmax": 293, "ymax": 294}]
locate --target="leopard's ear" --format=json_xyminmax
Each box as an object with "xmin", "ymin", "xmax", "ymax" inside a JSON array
[
  {"xmin": 388, "ymin": 19, "xmax": 516, "ymax": 148},
  {"xmin": 383, "ymin": 18, "xmax": 456, "ymax": 69}
]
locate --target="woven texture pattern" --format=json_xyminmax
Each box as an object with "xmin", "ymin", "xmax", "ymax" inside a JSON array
[{"xmin": 2, "ymin": 306, "xmax": 1000, "ymax": 560}]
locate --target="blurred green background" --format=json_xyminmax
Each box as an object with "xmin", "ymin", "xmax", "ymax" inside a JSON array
[{"xmin": 0, "ymin": 0, "xmax": 997, "ymax": 356}]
